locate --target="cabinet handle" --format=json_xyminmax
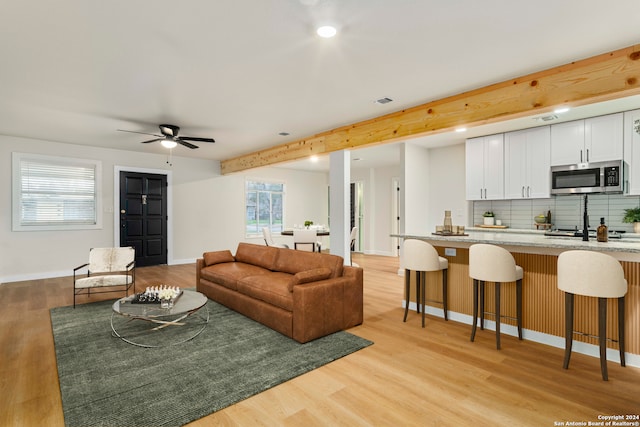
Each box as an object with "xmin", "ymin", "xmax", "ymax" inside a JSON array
[
  {"xmin": 586, "ymin": 149, "xmax": 589, "ymax": 162},
  {"xmin": 484, "ymin": 188, "xmax": 487, "ymax": 199},
  {"xmin": 480, "ymin": 188, "xmax": 483, "ymax": 199},
  {"xmin": 521, "ymin": 186, "xmax": 524, "ymax": 198},
  {"xmin": 580, "ymin": 150, "xmax": 583, "ymax": 163},
  {"xmin": 527, "ymin": 186, "xmax": 530, "ymax": 197}
]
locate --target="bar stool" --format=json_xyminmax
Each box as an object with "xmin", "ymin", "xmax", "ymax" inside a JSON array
[
  {"xmin": 469, "ymin": 243, "xmax": 523, "ymax": 350},
  {"xmin": 557, "ymin": 250, "xmax": 627, "ymax": 381},
  {"xmin": 402, "ymin": 239, "xmax": 448, "ymax": 327}
]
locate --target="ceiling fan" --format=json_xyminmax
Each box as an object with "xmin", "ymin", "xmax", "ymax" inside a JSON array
[{"xmin": 117, "ymin": 124, "xmax": 215, "ymax": 149}]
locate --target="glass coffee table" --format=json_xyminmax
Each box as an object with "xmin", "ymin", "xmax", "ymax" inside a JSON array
[{"xmin": 111, "ymin": 289, "xmax": 209, "ymax": 348}]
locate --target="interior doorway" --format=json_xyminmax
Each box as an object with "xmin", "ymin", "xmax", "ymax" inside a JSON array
[{"xmin": 350, "ymin": 181, "xmax": 364, "ymax": 252}]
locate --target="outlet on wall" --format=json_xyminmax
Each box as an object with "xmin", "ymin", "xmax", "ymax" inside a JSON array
[{"xmin": 445, "ymin": 248, "xmax": 456, "ymax": 257}]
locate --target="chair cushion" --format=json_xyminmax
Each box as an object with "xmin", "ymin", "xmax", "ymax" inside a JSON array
[
  {"xmin": 515, "ymin": 265, "xmax": 524, "ymax": 281},
  {"xmin": 75, "ymin": 274, "xmax": 133, "ymax": 289}
]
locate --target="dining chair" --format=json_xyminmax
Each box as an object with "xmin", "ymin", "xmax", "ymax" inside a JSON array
[
  {"xmin": 262, "ymin": 227, "xmax": 289, "ymax": 248},
  {"xmin": 293, "ymin": 229, "xmax": 321, "ymax": 252}
]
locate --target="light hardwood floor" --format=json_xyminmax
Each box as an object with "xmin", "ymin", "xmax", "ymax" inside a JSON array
[{"xmin": 1, "ymin": 254, "xmax": 639, "ymax": 426}]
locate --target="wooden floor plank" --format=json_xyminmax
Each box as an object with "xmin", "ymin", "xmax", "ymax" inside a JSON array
[{"xmin": 1, "ymin": 254, "xmax": 639, "ymax": 426}]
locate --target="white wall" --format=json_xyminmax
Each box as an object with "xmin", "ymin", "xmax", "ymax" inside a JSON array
[
  {"xmin": 1, "ymin": 136, "xmax": 328, "ymax": 283},
  {"xmin": 427, "ymin": 143, "xmax": 468, "ymax": 232}
]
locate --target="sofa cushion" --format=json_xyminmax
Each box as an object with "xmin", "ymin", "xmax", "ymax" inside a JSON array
[
  {"xmin": 274, "ymin": 249, "xmax": 344, "ymax": 278},
  {"xmin": 235, "ymin": 243, "xmax": 279, "ymax": 271},
  {"xmin": 287, "ymin": 267, "xmax": 332, "ymax": 292},
  {"xmin": 237, "ymin": 272, "xmax": 294, "ymax": 311},
  {"xmin": 203, "ymin": 250, "xmax": 235, "ymax": 266},
  {"xmin": 200, "ymin": 262, "xmax": 271, "ymax": 291}
]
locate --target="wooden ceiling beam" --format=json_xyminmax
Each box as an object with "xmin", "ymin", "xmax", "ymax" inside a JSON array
[{"xmin": 220, "ymin": 44, "xmax": 640, "ymax": 174}]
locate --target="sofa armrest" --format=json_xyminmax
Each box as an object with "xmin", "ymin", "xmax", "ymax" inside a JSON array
[{"xmin": 292, "ymin": 276, "xmax": 357, "ymax": 343}]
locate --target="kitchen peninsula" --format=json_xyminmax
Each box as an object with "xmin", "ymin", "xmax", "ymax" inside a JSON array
[{"xmin": 392, "ymin": 228, "xmax": 640, "ymax": 366}]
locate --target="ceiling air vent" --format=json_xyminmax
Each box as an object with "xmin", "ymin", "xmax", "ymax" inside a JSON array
[{"xmin": 375, "ymin": 97, "xmax": 393, "ymax": 105}]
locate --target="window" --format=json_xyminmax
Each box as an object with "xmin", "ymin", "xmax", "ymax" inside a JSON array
[
  {"xmin": 12, "ymin": 153, "xmax": 102, "ymax": 231},
  {"xmin": 245, "ymin": 180, "xmax": 284, "ymax": 237}
]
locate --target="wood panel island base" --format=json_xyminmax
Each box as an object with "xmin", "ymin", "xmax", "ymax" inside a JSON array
[{"xmin": 392, "ymin": 230, "xmax": 640, "ymax": 368}]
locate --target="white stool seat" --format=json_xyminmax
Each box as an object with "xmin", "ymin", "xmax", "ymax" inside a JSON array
[
  {"xmin": 403, "ymin": 239, "xmax": 449, "ymax": 327},
  {"xmin": 558, "ymin": 250, "xmax": 627, "ymax": 381},
  {"xmin": 469, "ymin": 243, "xmax": 524, "ymax": 350}
]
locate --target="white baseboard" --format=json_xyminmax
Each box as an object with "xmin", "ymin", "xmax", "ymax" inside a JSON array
[
  {"xmin": 1, "ymin": 257, "xmax": 198, "ymax": 285},
  {"xmin": 403, "ymin": 300, "xmax": 639, "ymax": 368}
]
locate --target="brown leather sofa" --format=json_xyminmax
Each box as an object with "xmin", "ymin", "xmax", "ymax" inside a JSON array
[{"xmin": 196, "ymin": 242, "xmax": 364, "ymax": 343}]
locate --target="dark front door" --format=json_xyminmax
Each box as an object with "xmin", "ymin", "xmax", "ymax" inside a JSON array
[{"xmin": 119, "ymin": 171, "xmax": 167, "ymax": 267}]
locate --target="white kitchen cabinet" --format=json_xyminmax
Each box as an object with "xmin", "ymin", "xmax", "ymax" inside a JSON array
[
  {"xmin": 465, "ymin": 134, "xmax": 504, "ymax": 200},
  {"xmin": 624, "ymin": 109, "xmax": 640, "ymax": 195},
  {"xmin": 550, "ymin": 113, "xmax": 623, "ymax": 166},
  {"xmin": 505, "ymin": 126, "xmax": 550, "ymax": 199}
]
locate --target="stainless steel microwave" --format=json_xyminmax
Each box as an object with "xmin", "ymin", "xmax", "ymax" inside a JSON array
[{"xmin": 550, "ymin": 160, "xmax": 625, "ymax": 195}]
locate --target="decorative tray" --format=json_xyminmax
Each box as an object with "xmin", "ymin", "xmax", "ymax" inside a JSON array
[
  {"xmin": 432, "ymin": 232, "xmax": 468, "ymax": 236},
  {"xmin": 129, "ymin": 290, "xmax": 183, "ymax": 304},
  {"xmin": 475, "ymin": 224, "xmax": 508, "ymax": 229}
]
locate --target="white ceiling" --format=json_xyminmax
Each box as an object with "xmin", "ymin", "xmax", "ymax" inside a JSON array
[{"xmin": 2, "ymin": 1, "xmax": 640, "ymax": 171}]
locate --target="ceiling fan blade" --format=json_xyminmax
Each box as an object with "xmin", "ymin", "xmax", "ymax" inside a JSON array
[
  {"xmin": 177, "ymin": 139, "xmax": 199, "ymax": 149},
  {"xmin": 179, "ymin": 136, "xmax": 215, "ymax": 143},
  {"xmin": 117, "ymin": 129, "xmax": 163, "ymax": 138},
  {"xmin": 140, "ymin": 138, "xmax": 163, "ymax": 144}
]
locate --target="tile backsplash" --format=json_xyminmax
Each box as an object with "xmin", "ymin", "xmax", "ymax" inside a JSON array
[{"xmin": 473, "ymin": 194, "xmax": 640, "ymax": 232}]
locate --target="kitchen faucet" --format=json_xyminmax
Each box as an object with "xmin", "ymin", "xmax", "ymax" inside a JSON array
[{"xmin": 582, "ymin": 194, "xmax": 589, "ymax": 242}]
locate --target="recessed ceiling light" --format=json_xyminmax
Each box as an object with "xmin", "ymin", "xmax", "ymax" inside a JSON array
[
  {"xmin": 310, "ymin": 155, "xmax": 319, "ymax": 162},
  {"xmin": 316, "ymin": 26, "xmax": 337, "ymax": 38},
  {"xmin": 554, "ymin": 107, "xmax": 570, "ymax": 114},
  {"xmin": 278, "ymin": 132, "xmax": 290, "ymax": 136},
  {"xmin": 455, "ymin": 127, "xmax": 467, "ymax": 133},
  {"xmin": 353, "ymin": 157, "xmax": 362, "ymax": 161}
]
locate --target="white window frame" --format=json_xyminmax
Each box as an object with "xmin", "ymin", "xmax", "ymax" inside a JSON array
[
  {"xmin": 245, "ymin": 178, "xmax": 285, "ymax": 238},
  {"xmin": 12, "ymin": 152, "xmax": 102, "ymax": 231}
]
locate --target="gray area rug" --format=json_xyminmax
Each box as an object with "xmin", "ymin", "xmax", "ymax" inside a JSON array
[{"xmin": 50, "ymin": 298, "xmax": 372, "ymax": 427}]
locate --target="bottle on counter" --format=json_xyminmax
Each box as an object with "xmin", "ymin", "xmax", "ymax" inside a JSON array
[{"xmin": 597, "ymin": 217, "xmax": 608, "ymax": 242}]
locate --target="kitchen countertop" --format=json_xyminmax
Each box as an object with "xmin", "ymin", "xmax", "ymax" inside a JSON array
[{"xmin": 391, "ymin": 228, "xmax": 640, "ymax": 261}]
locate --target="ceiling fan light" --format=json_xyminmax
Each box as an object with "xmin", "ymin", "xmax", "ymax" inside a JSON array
[{"xmin": 161, "ymin": 139, "xmax": 177, "ymax": 149}]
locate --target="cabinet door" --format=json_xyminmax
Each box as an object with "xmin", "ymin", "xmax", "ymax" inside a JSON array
[
  {"xmin": 483, "ymin": 134, "xmax": 504, "ymax": 200},
  {"xmin": 465, "ymin": 137, "xmax": 485, "ymax": 200},
  {"xmin": 504, "ymin": 130, "xmax": 528, "ymax": 199},
  {"xmin": 584, "ymin": 113, "xmax": 623, "ymax": 163},
  {"xmin": 525, "ymin": 126, "xmax": 551, "ymax": 198},
  {"xmin": 624, "ymin": 109, "xmax": 640, "ymax": 195},
  {"xmin": 550, "ymin": 120, "xmax": 584, "ymax": 165}
]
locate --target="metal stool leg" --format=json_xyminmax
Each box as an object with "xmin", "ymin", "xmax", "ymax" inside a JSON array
[
  {"xmin": 516, "ymin": 278, "xmax": 523, "ymax": 340},
  {"xmin": 471, "ymin": 279, "xmax": 479, "ymax": 342},
  {"xmin": 421, "ymin": 271, "xmax": 426, "ymax": 328},
  {"xmin": 442, "ymin": 268, "xmax": 448, "ymax": 321},
  {"xmin": 619, "ymin": 296, "xmax": 626, "ymax": 367},
  {"xmin": 479, "ymin": 281, "xmax": 485, "ymax": 330},
  {"xmin": 495, "ymin": 282, "xmax": 501, "ymax": 350},
  {"xmin": 403, "ymin": 269, "xmax": 411, "ymax": 322},
  {"xmin": 563, "ymin": 293, "xmax": 574, "ymax": 370},
  {"xmin": 598, "ymin": 297, "xmax": 608, "ymax": 381}
]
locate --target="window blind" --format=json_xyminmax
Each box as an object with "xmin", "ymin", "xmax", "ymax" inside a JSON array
[{"xmin": 19, "ymin": 158, "xmax": 97, "ymax": 226}]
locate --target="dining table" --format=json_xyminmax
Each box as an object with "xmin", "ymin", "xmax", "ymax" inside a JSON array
[{"xmin": 281, "ymin": 229, "xmax": 330, "ymax": 236}]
